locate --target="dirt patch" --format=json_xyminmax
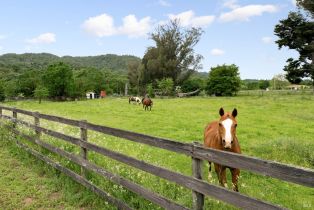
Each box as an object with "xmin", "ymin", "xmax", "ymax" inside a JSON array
[{"xmin": 24, "ymin": 197, "xmax": 33, "ymax": 206}]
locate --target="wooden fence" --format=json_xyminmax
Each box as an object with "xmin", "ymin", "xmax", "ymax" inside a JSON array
[{"xmin": 0, "ymin": 105, "xmax": 313, "ymax": 210}]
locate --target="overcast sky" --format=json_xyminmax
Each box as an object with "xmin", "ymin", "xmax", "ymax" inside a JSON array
[{"xmin": 0, "ymin": 0, "xmax": 298, "ymax": 79}]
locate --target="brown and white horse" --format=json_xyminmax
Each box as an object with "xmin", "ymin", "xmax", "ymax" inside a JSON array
[
  {"xmin": 129, "ymin": 96, "xmax": 141, "ymax": 105},
  {"xmin": 204, "ymin": 108, "xmax": 241, "ymax": 191}
]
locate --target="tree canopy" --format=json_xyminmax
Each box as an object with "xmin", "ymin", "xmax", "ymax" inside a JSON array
[
  {"xmin": 141, "ymin": 20, "xmax": 203, "ymax": 87},
  {"xmin": 274, "ymin": 0, "xmax": 314, "ymax": 86},
  {"xmin": 42, "ymin": 62, "xmax": 74, "ymax": 99},
  {"xmin": 0, "ymin": 53, "xmax": 134, "ymax": 100},
  {"xmin": 206, "ymin": 64, "xmax": 241, "ymax": 96}
]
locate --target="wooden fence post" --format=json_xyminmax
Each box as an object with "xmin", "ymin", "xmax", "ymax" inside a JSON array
[
  {"xmin": 192, "ymin": 142, "xmax": 204, "ymax": 210},
  {"xmin": 0, "ymin": 107, "xmax": 2, "ymax": 118},
  {"xmin": 34, "ymin": 112, "xmax": 41, "ymax": 139},
  {"xmin": 12, "ymin": 108, "xmax": 17, "ymax": 128},
  {"xmin": 80, "ymin": 120, "xmax": 88, "ymax": 178},
  {"xmin": 12, "ymin": 108, "xmax": 18, "ymax": 143}
]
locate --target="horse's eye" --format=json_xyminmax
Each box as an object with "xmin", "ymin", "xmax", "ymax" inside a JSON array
[
  {"xmin": 219, "ymin": 122, "xmax": 222, "ymax": 126},
  {"xmin": 234, "ymin": 124, "xmax": 237, "ymax": 128}
]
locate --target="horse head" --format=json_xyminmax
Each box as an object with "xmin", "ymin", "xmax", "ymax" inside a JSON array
[{"xmin": 218, "ymin": 107, "xmax": 238, "ymax": 149}]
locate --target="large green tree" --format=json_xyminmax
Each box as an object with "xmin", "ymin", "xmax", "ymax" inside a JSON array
[
  {"xmin": 42, "ymin": 62, "xmax": 74, "ymax": 99},
  {"xmin": 34, "ymin": 86, "xmax": 49, "ymax": 104},
  {"xmin": 74, "ymin": 67, "xmax": 105, "ymax": 95},
  {"xmin": 181, "ymin": 76, "xmax": 206, "ymax": 92},
  {"xmin": 17, "ymin": 69, "xmax": 41, "ymax": 97},
  {"xmin": 206, "ymin": 64, "xmax": 241, "ymax": 96},
  {"xmin": 141, "ymin": 20, "xmax": 203, "ymax": 87},
  {"xmin": 274, "ymin": 0, "xmax": 314, "ymax": 87},
  {"xmin": 127, "ymin": 61, "xmax": 141, "ymax": 94}
]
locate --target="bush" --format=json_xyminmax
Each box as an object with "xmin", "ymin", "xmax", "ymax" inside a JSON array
[
  {"xmin": 146, "ymin": 83, "xmax": 155, "ymax": 98},
  {"xmin": 206, "ymin": 64, "xmax": 241, "ymax": 96},
  {"xmin": 157, "ymin": 78, "xmax": 174, "ymax": 96},
  {"xmin": 181, "ymin": 77, "xmax": 206, "ymax": 93}
]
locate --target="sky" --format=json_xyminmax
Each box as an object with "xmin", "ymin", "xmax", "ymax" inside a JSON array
[{"xmin": 0, "ymin": 0, "xmax": 299, "ymax": 79}]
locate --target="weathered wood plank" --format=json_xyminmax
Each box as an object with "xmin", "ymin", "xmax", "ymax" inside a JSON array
[
  {"xmin": 9, "ymin": 123, "xmax": 283, "ymax": 209},
  {"xmin": 14, "ymin": 107, "xmax": 34, "ymax": 116},
  {"xmin": 80, "ymin": 120, "xmax": 88, "ymax": 178},
  {"xmin": 192, "ymin": 145, "xmax": 314, "ymax": 188},
  {"xmin": 13, "ymin": 129, "xmax": 188, "ymax": 210},
  {"xmin": 38, "ymin": 112, "xmax": 80, "ymax": 127},
  {"xmin": 0, "ymin": 105, "xmax": 14, "ymax": 111},
  {"xmin": 15, "ymin": 141, "xmax": 132, "ymax": 210},
  {"xmin": 0, "ymin": 115, "xmax": 12, "ymax": 120},
  {"xmin": 34, "ymin": 112, "xmax": 41, "ymax": 139},
  {"xmin": 4, "ymin": 112, "xmax": 314, "ymax": 188},
  {"xmin": 77, "ymin": 139, "xmax": 284, "ymax": 210},
  {"xmin": 12, "ymin": 108, "xmax": 17, "ymax": 128},
  {"xmin": 83, "ymin": 121, "xmax": 193, "ymax": 156}
]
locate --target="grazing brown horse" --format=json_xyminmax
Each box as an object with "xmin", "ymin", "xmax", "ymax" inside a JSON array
[
  {"xmin": 204, "ymin": 107, "xmax": 241, "ymax": 191},
  {"xmin": 142, "ymin": 98, "xmax": 153, "ymax": 111}
]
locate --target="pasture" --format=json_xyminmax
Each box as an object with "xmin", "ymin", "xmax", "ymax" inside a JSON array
[{"xmin": 1, "ymin": 95, "xmax": 314, "ymax": 209}]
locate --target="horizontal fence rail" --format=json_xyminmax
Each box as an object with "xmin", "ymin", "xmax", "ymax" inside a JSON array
[
  {"xmin": 0, "ymin": 105, "xmax": 313, "ymax": 209},
  {"xmin": 1, "ymin": 106, "xmax": 313, "ymax": 188}
]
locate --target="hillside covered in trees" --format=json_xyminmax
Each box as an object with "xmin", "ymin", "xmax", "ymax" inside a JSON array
[
  {"xmin": 0, "ymin": 53, "xmax": 141, "ymax": 100},
  {"xmin": 0, "ymin": 53, "xmax": 140, "ymax": 73}
]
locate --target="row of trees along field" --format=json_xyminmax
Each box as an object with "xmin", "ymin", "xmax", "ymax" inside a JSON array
[
  {"xmin": 0, "ymin": 54, "xmax": 135, "ymax": 102},
  {"xmin": 0, "ymin": 0, "xmax": 313, "ymax": 101}
]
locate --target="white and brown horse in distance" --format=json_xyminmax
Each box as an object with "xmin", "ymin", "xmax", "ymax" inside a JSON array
[
  {"xmin": 204, "ymin": 107, "xmax": 241, "ymax": 191},
  {"xmin": 129, "ymin": 96, "xmax": 141, "ymax": 105}
]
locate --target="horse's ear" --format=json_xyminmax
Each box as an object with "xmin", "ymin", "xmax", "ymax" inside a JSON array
[
  {"xmin": 219, "ymin": 107, "xmax": 224, "ymax": 116},
  {"xmin": 232, "ymin": 108, "xmax": 237, "ymax": 118}
]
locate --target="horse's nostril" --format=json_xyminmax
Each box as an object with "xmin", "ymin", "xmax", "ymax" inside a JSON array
[{"xmin": 231, "ymin": 140, "xmax": 234, "ymax": 144}]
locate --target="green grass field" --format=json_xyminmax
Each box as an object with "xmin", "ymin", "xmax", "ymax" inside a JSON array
[{"xmin": 1, "ymin": 95, "xmax": 314, "ymax": 209}]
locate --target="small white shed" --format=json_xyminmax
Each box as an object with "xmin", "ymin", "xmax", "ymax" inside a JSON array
[{"xmin": 86, "ymin": 91, "xmax": 96, "ymax": 99}]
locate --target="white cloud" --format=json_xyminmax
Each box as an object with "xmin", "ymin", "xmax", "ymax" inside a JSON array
[
  {"xmin": 0, "ymin": 46, "xmax": 3, "ymax": 51},
  {"xmin": 82, "ymin": 13, "xmax": 116, "ymax": 37},
  {"xmin": 262, "ymin": 36, "xmax": 273, "ymax": 44},
  {"xmin": 219, "ymin": 4, "xmax": 278, "ymax": 22},
  {"xmin": 210, "ymin": 48, "xmax": 225, "ymax": 56},
  {"xmin": 0, "ymin": 35, "xmax": 6, "ymax": 40},
  {"xmin": 158, "ymin": 0, "xmax": 171, "ymax": 7},
  {"xmin": 223, "ymin": 0, "xmax": 240, "ymax": 9},
  {"xmin": 82, "ymin": 13, "xmax": 152, "ymax": 38},
  {"xmin": 118, "ymin": 15, "xmax": 152, "ymax": 38},
  {"xmin": 26, "ymin": 33, "xmax": 56, "ymax": 44},
  {"xmin": 168, "ymin": 10, "xmax": 215, "ymax": 27}
]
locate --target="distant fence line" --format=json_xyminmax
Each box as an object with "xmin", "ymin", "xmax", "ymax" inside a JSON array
[
  {"xmin": 238, "ymin": 89, "xmax": 314, "ymax": 96},
  {"xmin": 0, "ymin": 105, "xmax": 313, "ymax": 210}
]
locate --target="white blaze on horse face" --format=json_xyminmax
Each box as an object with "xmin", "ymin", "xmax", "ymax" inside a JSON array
[{"xmin": 221, "ymin": 118, "xmax": 233, "ymax": 148}]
